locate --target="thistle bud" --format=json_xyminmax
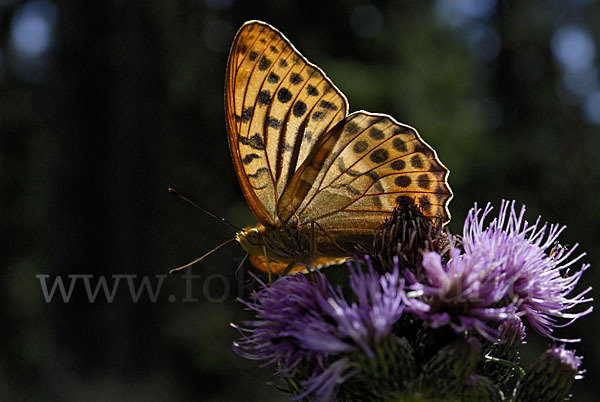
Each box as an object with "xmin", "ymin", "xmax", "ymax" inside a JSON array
[
  {"xmin": 515, "ymin": 345, "xmax": 582, "ymax": 402},
  {"xmin": 420, "ymin": 337, "xmax": 482, "ymax": 398}
]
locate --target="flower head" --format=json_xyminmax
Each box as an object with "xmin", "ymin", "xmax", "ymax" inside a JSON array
[
  {"xmin": 232, "ymin": 272, "xmax": 347, "ymax": 376},
  {"xmin": 404, "ymin": 201, "xmax": 592, "ymax": 342},
  {"xmin": 462, "ymin": 201, "xmax": 593, "ymax": 341},
  {"xmin": 404, "ymin": 248, "xmax": 517, "ymax": 340},
  {"xmin": 233, "ymin": 258, "xmax": 406, "ymax": 400}
]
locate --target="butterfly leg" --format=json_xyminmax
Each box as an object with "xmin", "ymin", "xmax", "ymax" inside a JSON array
[
  {"xmin": 262, "ymin": 244, "xmax": 273, "ymax": 283},
  {"xmin": 281, "ymin": 261, "xmax": 298, "ymax": 276},
  {"xmin": 312, "ymin": 220, "xmax": 352, "ymax": 255},
  {"xmin": 309, "ymin": 221, "xmax": 317, "ymax": 256}
]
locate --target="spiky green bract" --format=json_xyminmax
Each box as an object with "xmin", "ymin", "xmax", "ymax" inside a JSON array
[{"xmin": 482, "ymin": 317, "xmax": 526, "ymax": 385}]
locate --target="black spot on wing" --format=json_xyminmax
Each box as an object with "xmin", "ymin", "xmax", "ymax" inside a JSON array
[
  {"xmin": 289, "ymin": 73, "xmax": 303, "ymax": 85},
  {"xmin": 257, "ymin": 90, "xmax": 271, "ymax": 106},
  {"xmin": 267, "ymin": 72, "xmax": 280, "ymax": 83},
  {"xmin": 393, "ymin": 137, "xmax": 407, "ymax": 152},
  {"xmin": 248, "ymin": 167, "xmax": 269, "ymax": 179},
  {"xmin": 344, "ymin": 122, "xmax": 360, "ymax": 136},
  {"xmin": 390, "ymin": 159, "xmax": 406, "ymax": 171},
  {"xmin": 293, "ymin": 101, "xmax": 307, "ymax": 117},
  {"xmin": 243, "ymin": 153, "xmax": 261, "ymax": 164},
  {"xmin": 393, "ymin": 127, "xmax": 412, "ymax": 135},
  {"xmin": 367, "ymin": 171, "xmax": 385, "ymax": 192},
  {"xmin": 410, "ymin": 155, "xmax": 424, "ymax": 169},
  {"xmin": 240, "ymin": 133, "xmax": 265, "ymax": 150},
  {"xmin": 249, "ymin": 51, "xmax": 258, "ymax": 61},
  {"xmin": 353, "ymin": 140, "xmax": 368, "ymax": 154},
  {"xmin": 267, "ymin": 116, "xmax": 281, "ymax": 129},
  {"xmin": 312, "ymin": 111, "xmax": 325, "ymax": 121},
  {"xmin": 346, "ymin": 185, "xmax": 361, "ymax": 196},
  {"xmin": 394, "ymin": 176, "xmax": 411, "ymax": 187},
  {"xmin": 258, "ymin": 56, "xmax": 271, "ymax": 71},
  {"xmin": 368, "ymin": 127, "xmax": 385, "ymax": 140},
  {"xmin": 241, "ymin": 107, "xmax": 253, "ymax": 123},
  {"xmin": 370, "ymin": 149, "xmax": 389, "ymax": 163},
  {"xmin": 419, "ymin": 195, "xmax": 433, "ymax": 213},
  {"xmin": 277, "ymin": 88, "xmax": 292, "ymax": 103},
  {"xmin": 319, "ymin": 100, "xmax": 337, "ymax": 110},
  {"xmin": 307, "ymin": 85, "xmax": 319, "ymax": 96},
  {"xmin": 434, "ymin": 185, "xmax": 447, "ymax": 202},
  {"xmin": 416, "ymin": 174, "xmax": 431, "ymax": 189},
  {"xmin": 370, "ymin": 116, "xmax": 386, "ymax": 125}
]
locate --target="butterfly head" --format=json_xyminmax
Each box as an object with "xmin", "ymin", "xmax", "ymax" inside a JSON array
[{"xmin": 236, "ymin": 225, "xmax": 266, "ymax": 256}]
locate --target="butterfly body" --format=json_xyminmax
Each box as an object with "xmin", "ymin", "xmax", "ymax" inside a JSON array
[
  {"xmin": 236, "ymin": 224, "xmax": 309, "ymax": 262},
  {"xmin": 226, "ymin": 21, "xmax": 452, "ymax": 274},
  {"xmin": 236, "ymin": 223, "xmax": 352, "ymax": 274}
]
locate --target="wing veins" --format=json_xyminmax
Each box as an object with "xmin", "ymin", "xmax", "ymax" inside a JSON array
[
  {"xmin": 236, "ymin": 24, "xmax": 268, "ymax": 134},
  {"xmin": 282, "ymin": 70, "xmax": 326, "ymax": 186},
  {"xmin": 240, "ymin": 28, "xmax": 282, "ymax": 205},
  {"xmin": 295, "ymin": 116, "xmax": 381, "ymax": 218},
  {"xmin": 274, "ymin": 62, "xmax": 312, "ymax": 182},
  {"xmin": 300, "ymin": 126, "xmax": 439, "ymax": 212}
]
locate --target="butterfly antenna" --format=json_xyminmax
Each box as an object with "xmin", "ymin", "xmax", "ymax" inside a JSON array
[
  {"xmin": 168, "ymin": 188, "xmax": 242, "ymax": 231},
  {"xmin": 169, "ymin": 238, "xmax": 238, "ymax": 275}
]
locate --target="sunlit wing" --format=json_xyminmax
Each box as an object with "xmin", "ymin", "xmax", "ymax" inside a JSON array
[
  {"xmin": 277, "ymin": 111, "xmax": 452, "ymax": 239},
  {"xmin": 225, "ymin": 20, "xmax": 349, "ymax": 226}
]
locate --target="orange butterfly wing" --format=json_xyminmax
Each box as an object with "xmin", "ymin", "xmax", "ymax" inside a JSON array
[
  {"xmin": 225, "ymin": 20, "xmax": 452, "ymax": 271},
  {"xmin": 225, "ymin": 20, "xmax": 349, "ymax": 226},
  {"xmin": 278, "ymin": 112, "xmax": 452, "ymax": 224}
]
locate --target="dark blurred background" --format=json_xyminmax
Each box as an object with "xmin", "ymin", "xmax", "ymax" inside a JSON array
[{"xmin": 1, "ymin": 0, "xmax": 599, "ymax": 400}]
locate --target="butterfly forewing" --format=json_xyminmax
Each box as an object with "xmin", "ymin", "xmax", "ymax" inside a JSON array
[{"xmin": 226, "ymin": 21, "xmax": 349, "ymax": 225}]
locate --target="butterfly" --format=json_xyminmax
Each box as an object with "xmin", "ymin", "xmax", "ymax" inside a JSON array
[{"xmin": 226, "ymin": 20, "xmax": 452, "ymax": 275}]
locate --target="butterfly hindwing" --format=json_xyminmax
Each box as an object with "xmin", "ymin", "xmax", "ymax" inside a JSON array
[
  {"xmin": 226, "ymin": 21, "xmax": 349, "ymax": 226},
  {"xmin": 278, "ymin": 112, "xmax": 452, "ymax": 230}
]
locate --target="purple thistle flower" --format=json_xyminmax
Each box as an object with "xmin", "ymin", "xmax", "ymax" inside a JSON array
[
  {"xmin": 320, "ymin": 257, "xmax": 405, "ymax": 359},
  {"xmin": 232, "ymin": 258, "xmax": 406, "ymax": 401},
  {"xmin": 403, "ymin": 248, "xmax": 517, "ymax": 340},
  {"xmin": 232, "ymin": 272, "xmax": 350, "ymax": 376},
  {"xmin": 462, "ymin": 201, "xmax": 593, "ymax": 341},
  {"xmin": 404, "ymin": 200, "xmax": 592, "ymax": 342}
]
